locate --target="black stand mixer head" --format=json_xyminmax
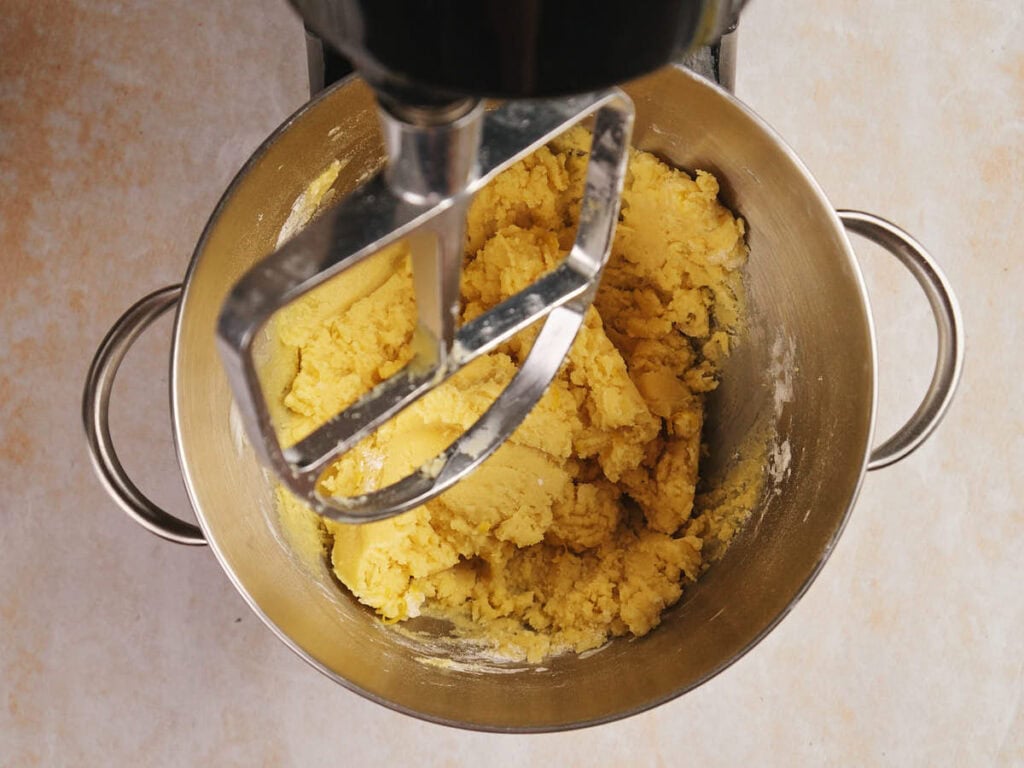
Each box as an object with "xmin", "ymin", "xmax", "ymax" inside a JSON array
[{"xmin": 292, "ymin": 0, "xmax": 744, "ymax": 104}]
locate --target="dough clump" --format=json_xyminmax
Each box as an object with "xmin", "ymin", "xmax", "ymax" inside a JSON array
[{"xmin": 270, "ymin": 128, "xmax": 747, "ymax": 661}]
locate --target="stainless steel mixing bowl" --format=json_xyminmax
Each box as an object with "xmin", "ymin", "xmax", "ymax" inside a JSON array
[{"xmin": 84, "ymin": 65, "xmax": 963, "ymax": 731}]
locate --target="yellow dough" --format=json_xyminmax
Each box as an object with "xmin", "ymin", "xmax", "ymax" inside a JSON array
[{"xmin": 268, "ymin": 128, "xmax": 748, "ymax": 662}]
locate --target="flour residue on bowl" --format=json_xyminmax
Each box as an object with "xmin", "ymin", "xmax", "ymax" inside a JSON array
[
  {"xmin": 389, "ymin": 617, "xmax": 553, "ymax": 674},
  {"xmin": 769, "ymin": 331, "xmax": 796, "ymax": 418},
  {"xmin": 766, "ymin": 330, "xmax": 796, "ymax": 489}
]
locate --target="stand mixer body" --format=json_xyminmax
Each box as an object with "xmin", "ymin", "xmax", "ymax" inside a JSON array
[{"xmin": 78, "ymin": 1, "xmax": 966, "ymax": 729}]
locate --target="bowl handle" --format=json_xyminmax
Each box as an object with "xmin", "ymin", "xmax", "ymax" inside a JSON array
[
  {"xmin": 837, "ymin": 210, "xmax": 966, "ymax": 471},
  {"xmin": 82, "ymin": 285, "xmax": 207, "ymax": 545}
]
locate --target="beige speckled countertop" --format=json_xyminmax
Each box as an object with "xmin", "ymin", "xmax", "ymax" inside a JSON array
[{"xmin": 2, "ymin": 1, "xmax": 1021, "ymax": 764}]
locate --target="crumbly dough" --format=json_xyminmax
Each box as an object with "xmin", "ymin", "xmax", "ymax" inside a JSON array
[{"xmin": 269, "ymin": 128, "xmax": 748, "ymax": 661}]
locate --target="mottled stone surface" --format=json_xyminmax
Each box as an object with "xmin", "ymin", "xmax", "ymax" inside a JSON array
[{"xmin": 1, "ymin": 0, "xmax": 1020, "ymax": 764}]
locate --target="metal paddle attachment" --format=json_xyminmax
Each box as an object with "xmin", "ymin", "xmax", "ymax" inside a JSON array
[{"xmin": 217, "ymin": 89, "xmax": 634, "ymax": 523}]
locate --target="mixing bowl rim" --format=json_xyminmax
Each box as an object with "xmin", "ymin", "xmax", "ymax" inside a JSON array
[{"xmin": 169, "ymin": 65, "xmax": 878, "ymax": 732}]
